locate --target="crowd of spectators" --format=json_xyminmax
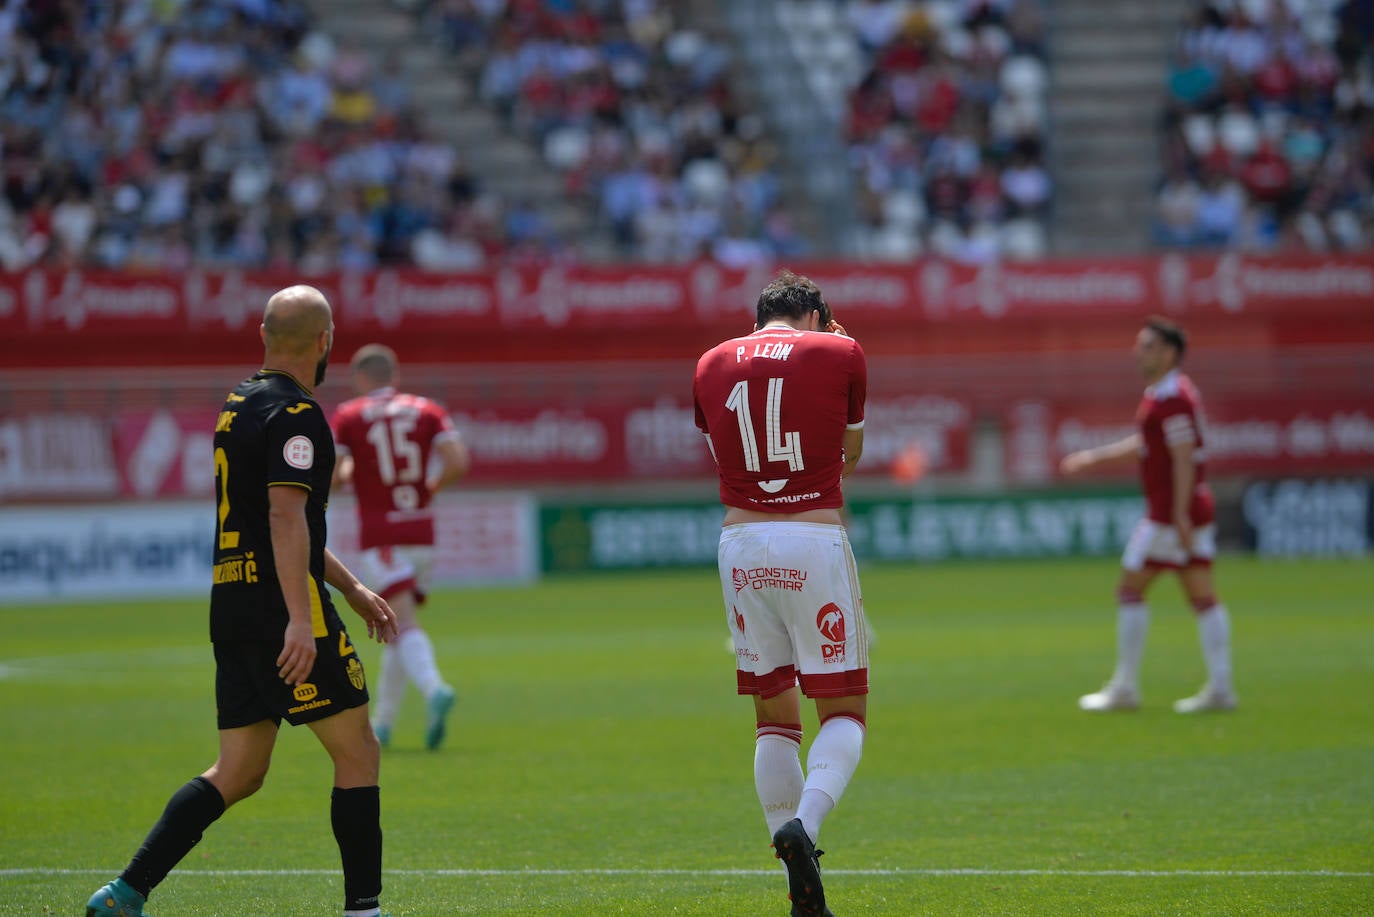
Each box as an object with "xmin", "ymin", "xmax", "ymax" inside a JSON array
[
  {"xmin": 412, "ymin": 0, "xmax": 802, "ymax": 264},
  {"xmin": 838, "ymin": 0, "xmax": 1051, "ymax": 262},
  {"xmin": 1155, "ymin": 0, "xmax": 1374, "ymax": 251},
  {"xmin": 0, "ymin": 0, "xmax": 546, "ymax": 273}
]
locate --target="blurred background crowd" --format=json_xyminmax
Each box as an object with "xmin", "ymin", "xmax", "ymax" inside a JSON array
[{"xmin": 0, "ymin": 0, "xmax": 1369, "ymax": 275}]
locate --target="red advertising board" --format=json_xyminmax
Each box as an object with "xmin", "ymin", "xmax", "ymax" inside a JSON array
[
  {"xmin": 4, "ymin": 254, "xmax": 1371, "ymax": 368},
  {"xmin": 0, "ymin": 392, "xmax": 977, "ymax": 499},
  {"xmin": 1006, "ymin": 398, "xmax": 1374, "ymax": 484}
]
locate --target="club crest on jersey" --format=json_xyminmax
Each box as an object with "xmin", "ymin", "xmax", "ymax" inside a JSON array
[
  {"xmin": 283, "ymin": 435, "xmax": 314, "ymax": 469},
  {"xmin": 817, "ymin": 602, "xmax": 847, "ymax": 662}
]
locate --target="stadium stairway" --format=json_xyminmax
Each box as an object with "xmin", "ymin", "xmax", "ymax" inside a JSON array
[
  {"xmin": 1048, "ymin": 0, "xmax": 1190, "ymax": 254},
  {"xmin": 707, "ymin": 0, "xmax": 860, "ymax": 254},
  {"xmin": 304, "ymin": 0, "xmax": 610, "ymax": 258}
]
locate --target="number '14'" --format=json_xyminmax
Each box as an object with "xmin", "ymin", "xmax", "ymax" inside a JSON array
[{"xmin": 725, "ymin": 378, "xmax": 803, "ymax": 472}]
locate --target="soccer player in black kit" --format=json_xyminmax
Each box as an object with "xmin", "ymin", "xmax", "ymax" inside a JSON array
[{"xmin": 88, "ymin": 286, "xmax": 400, "ymax": 917}]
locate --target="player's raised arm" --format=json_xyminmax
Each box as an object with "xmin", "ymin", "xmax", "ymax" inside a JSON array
[{"xmin": 1060, "ymin": 433, "xmax": 1142, "ymax": 476}]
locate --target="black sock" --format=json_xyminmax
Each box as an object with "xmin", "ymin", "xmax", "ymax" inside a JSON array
[
  {"xmin": 331, "ymin": 785, "xmax": 383, "ymax": 911},
  {"xmin": 120, "ymin": 776, "xmax": 226, "ymax": 898}
]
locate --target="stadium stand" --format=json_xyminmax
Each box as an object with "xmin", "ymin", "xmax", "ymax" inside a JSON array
[
  {"xmin": 0, "ymin": 0, "xmax": 546, "ymax": 272},
  {"xmin": 1155, "ymin": 0, "xmax": 1374, "ymax": 251},
  {"xmin": 775, "ymin": 0, "xmax": 1051, "ymax": 262},
  {"xmin": 397, "ymin": 0, "xmax": 798, "ymax": 264}
]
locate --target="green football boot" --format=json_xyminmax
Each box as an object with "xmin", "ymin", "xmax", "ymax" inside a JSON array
[
  {"xmin": 86, "ymin": 878, "xmax": 149, "ymax": 916},
  {"xmin": 425, "ymin": 683, "xmax": 456, "ymax": 750}
]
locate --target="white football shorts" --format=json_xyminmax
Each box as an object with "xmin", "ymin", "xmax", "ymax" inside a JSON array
[
  {"xmin": 358, "ymin": 545, "xmax": 436, "ymax": 603},
  {"xmin": 718, "ymin": 522, "xmax": 869, "ymax": 699},
  {"xmin": 1121, "ymin": 519, "xmax": 1217, "ymax": 571}
]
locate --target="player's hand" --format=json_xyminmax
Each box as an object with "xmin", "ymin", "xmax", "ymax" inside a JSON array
[
  {"xmin": 277, "ymin": 619, "xmax": 317, "ymax": 686},
  {"xmin": 1060, "ymin": 451, "xmax": 1092, "ymax": 476},
  {"xmin": 342, "ymin": 583, "xmax": 399, "ymax": 644},
  {"xmin": 1175, "ymin": 519, "xmax": 1195, "ymax": 554},
  {"xmin": 827, "ymin": 319, "xmax": 849, "ymax": 337}
]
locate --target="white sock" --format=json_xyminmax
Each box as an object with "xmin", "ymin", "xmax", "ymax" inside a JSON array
[
  {"xmin": 343, "ymin": 909, "xmax": 380, "ymax": 917},
  {"xmin": 372, "ymin": 643, "xmax": 407, "ymax": 729},
  {"xmin": 397, "ymin": 628, "xmax": 445, "ymax": 698},
  {"xmin": 1196, "ymin": 604, "xmax": 1233, "ymax": 694},
  {"xmin": 795, "ymin": 715, "xmax": 865, "ymax": 843},
  {"xmin": 1112, "ymin": 602, "xmax": 1149, "ymax": 692},
  {"xmin": 754, "ymin": 725, "xmax": 804, "ymax": 837}
]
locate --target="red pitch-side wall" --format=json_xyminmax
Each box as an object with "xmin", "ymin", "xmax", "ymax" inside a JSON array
[{"xmin": 3, "ymin": 254, "xmax": 1372, "ymax": 368}]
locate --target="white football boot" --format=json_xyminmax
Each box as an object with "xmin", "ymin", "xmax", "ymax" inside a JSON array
[
  {"xmin": 1173, "ymin": 685, "xmax": 1238, "ymax": 714},
  {"xmin": 1078, "ymin": 682, "xmax": 1140, "ymax": 712}
]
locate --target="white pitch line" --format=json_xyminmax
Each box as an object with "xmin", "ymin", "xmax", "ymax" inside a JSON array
[{"xmin": 4, "ymin": 867, "xmax": 1371, "ymax": 879}]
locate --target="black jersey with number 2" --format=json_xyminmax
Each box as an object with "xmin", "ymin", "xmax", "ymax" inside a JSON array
[{"xmin": 210, "ymin": 369, "xmax": 340, "ymax": 644}]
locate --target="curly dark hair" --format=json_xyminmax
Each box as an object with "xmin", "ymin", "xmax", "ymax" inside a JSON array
[{"xmin": 755, "ymin": 269, "xmax": 831, "ymax": 328}]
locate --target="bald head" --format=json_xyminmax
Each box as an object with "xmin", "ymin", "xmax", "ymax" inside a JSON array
[
  {"xmin": 262, "ymin": 285, "xmax": 333, "ymax": 356},
  {"xmin": 260, "ymin": 285, "xmax": 334, "ymax": 387}
]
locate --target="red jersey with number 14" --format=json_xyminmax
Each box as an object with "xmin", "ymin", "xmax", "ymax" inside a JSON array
[
  {"xmin": 1137, "ymin": 370, "xmax": 1214, "ymax": 525},
  {"xmin": 694, "ymin": 327, "xmax": 866, "ymax": 512},
  {"xmin": 331, "ymin": 388, "xmax": 461, "ymax": 548}
]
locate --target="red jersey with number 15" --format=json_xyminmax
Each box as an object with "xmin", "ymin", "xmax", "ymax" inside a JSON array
[
  {"xmin": 331, "ymin": 387, "xmax": 461, "ymax": 548},
  {"xmin": 694, "ymin": 327, "xmax": 866, "ymax": 512},
  {"xmin": 1137, "ymin": 370, "xmax": 1214, "ymax": 526}
]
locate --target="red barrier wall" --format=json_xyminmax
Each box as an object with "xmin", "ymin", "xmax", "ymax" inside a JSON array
[{"xmin": 3, "ymin": 254, "xmax": 1372, "ymax": 367}]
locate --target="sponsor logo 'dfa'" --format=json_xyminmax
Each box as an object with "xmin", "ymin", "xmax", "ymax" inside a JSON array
[{"xmin": 816, "ymin": 603, "xmax": 846, "ymax": 663}]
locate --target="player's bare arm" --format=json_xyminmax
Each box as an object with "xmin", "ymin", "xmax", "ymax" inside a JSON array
[
  {"xmin": 1168, "ymin": 438, "xmax": 1197, "ymax": 551},
  {"xmin": 324, "ymin": 548, "xmax": 399, "ymax": 644},
  {"xmin": 267, "ymin": 484, "xmax": 318, "ymax": 686},
  {"xmin": 1060, "ymin": 433, "xmax": 1143, "ymax": 475},
  {"xmin": 426, "ymin": 436, "xmax": 470, "ymax": 493},
  {"xmin": 842, "ymin": 427, "xmax": 864, "ymax": 477}
]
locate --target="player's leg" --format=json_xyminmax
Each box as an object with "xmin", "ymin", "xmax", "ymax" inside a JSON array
[
  {"xmin": 380, "ymin": 547, "xmax": 454, "ymax": 749},
  {"xmin": 391, "ymin": 591, "xmax": 455, "ymax": 750},
  {"xmin": 1080, "ymin": 519, "xmax": 1164, "ymax": 711},
  {"xmin": 370, "ymin": 638, "xmax": 406, "ymax": 748},
  {"xmin": 1173, "ymin": 535, "xmax": 1236, "ymax": 712},
  {"xmin": 720, "ymin": 526, "xmax": 806, "ymax": 841},
  {"xmin": 88, "ymin": 720, "xmax": 277, "ymax": 915},
  {"xmin": 357, "ymin": 548, "xmax": 407, "ymax": 748},
  {"xmin": 777, "ymin": 525, "xmax": 868, "ymax": 917},
  {"xmin": 310, "ymin": 704, "xmax": 385, "ymax": 917},
  {"xmin": 89, "ymin": 641, "xmax": 284, "ymax": 915},
  {"xmin": 753, "ymin": 687, "xmax": 807, "ymax": 838},
  {"xmin": 796, "ymin": 695, "xmax": 867, "ymax": 844}
]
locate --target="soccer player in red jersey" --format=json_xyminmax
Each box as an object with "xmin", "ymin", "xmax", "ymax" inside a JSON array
[
  {"xmin": 1062, "ymin": 317, "xmax": 1237, "ymax": 714},
  {"xmin": 332, "ymin": 345, "xmax": 471, "ymax": 749},
  {"xmin": 694, "ymin": 270, "xmax": 869, "ymax": 917}
]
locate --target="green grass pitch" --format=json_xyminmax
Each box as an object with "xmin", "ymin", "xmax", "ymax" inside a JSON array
[{"xmin": 2, "ymin": 556, "xmax": 1371, "ymax": 915}]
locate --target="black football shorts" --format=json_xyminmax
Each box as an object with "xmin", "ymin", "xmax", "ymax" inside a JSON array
[{"xmin": 214, "ymin": 626, "xmax": 370, "ymax": 729}]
